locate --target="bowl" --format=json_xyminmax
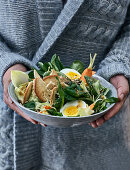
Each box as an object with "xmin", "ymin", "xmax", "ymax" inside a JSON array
[{"xmin": 8, "ymin": 74, "xmax": 117, "ymax": 127}]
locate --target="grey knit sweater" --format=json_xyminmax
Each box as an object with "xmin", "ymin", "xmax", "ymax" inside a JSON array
[{"xmin": 0, "ymin": 0, "xmax": 130, "ymax": 170}]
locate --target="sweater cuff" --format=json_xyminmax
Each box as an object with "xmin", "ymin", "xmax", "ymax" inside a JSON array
[
  {"xmin": 0, "ymin": 52, "xmax": 37, "ymax": 85},
  {"xmin": 97, "ymin": 62, "xmax": 130, "ymax": 85}
]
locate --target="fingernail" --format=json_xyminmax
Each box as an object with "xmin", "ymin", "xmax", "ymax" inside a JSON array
[
  {"xmin": 96, "ymin": 122, "xmax": 100, "ymax": 126},
  {"xmin": 91, "ymin": 123, "xmax": 96, "ymax": 128},
  {"xmin": 120, "ymin": 94, "xmax": 124, "ymax": 100},
  {"xmin": 40, "ymin": 123, "xmax": 47, "ymax": 127},
  {"xmin": 97, "ymin": 122, "xmax": 101, "ymax": 127},
  {"xmin": 31, "ymin": 122, "xmax": 36, "ymax": 125},
  {"xmin": 32, "ymin": 121, "xmax": 37, "ymax": 125}
]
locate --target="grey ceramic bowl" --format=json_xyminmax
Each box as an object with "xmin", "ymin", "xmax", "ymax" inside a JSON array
[{"xmin": 8, "ymin": 74, "xmax": 117, "ymax": 127}]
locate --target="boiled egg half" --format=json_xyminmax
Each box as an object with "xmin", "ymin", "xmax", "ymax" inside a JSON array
[
  {"xmin": 60, "ymin": 100, "xmax": 86, "ymax": 117},
  {"xmin": 60, "ymin": 68, "xmax": 81, "ymax": 80}
]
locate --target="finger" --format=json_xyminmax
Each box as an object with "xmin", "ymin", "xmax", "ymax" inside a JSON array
[
  {"xmin": 3, "ymin": 82, "xmax": 10, "ymax": 101},
  {"xmin": 4, "ymin": 82, "xmax": 42, "ymax": 125},
  {"xmin": 118, "ymin": 87, "xmax": 129, "ymax": 101},
  {"xmin": 5, "ymin": 96, "xmax": 38, "ymax": 124},
  {"xmin": 3, "ymin": 94, "xmax": 7, "ymax": 104},
  {"xmin": 3, "ymin": 94, "xmax": 13, "ymax": 106},
  {"xmin": 12, "ymin": 104, "xmax": 38, "ymax": 124},
  {"xmin": 4, "ymin": 86, "xmax": 38, "ymax": 124},
  {"xmin": 10, "ymin": 103, "xmax": 38, "ymax": 124},
  {"xmin": 3, "ymin": 79, "xmax": 10, "ymax": 94},
  {"xmin": 96, "ymin": 117, "xmax": 106, "ymax": 127},
  {"xmin": 117, "ymin": 86, "xmax": 125, "ymax": 101},
  {"xmin": 90, "ymin": 121, "xmax": 98, "ymax": 128},
  {"xmin": 104, "ymin": 98, "xmax": 126, "ymax": 121},
  {"xmin": 39, "ymin": 123, "xmax": 47, "ymax": 127}
]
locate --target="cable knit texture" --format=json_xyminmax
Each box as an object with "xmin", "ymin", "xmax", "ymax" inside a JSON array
[{"xmin": 0, "ymin": 0, "xmax": 130, "ymax": 169}]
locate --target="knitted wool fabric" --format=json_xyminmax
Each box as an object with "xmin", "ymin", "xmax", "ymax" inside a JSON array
[{"xmin": 0, "ymin": 0, "xmax": 130, "ymax": 169}]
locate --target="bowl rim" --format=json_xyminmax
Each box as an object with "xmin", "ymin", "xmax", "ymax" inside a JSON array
[{"xmin": 8, "ymin": 74, "xmax": 118, "ymax": 119}]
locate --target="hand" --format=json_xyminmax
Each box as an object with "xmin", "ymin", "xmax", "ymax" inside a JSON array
[
  {"xmin": 2, "ymin": 64, "xmax": 47, "ymax": 127},
  {"xmin": 90, "ymin": 75, "xmax": 129, "ymax": 128}
]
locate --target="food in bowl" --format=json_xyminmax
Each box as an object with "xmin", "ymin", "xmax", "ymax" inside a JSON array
[{"xmin": 11, "ymin": 54, "xmax": 118, "ymax": 117}]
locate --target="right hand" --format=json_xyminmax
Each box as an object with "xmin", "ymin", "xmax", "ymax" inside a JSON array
[{"xmin": 2, "ymin": 64, "xmax": 44, "ymax": 125}]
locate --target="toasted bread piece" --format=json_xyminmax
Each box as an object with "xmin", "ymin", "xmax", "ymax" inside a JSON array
[
  {"xmin": 46, "ymin": 82, "xmax": 56, "ymax": 90},
  {"xmin": 50, "ymin": 87, "xmax": 58, "ymax": 105},
  {"xmin": 23, "ymin": 81, "xmax": 33, "ymax": 104},
  {"xmin": 34, "ymin": 77, "xmax": 51, "ymax": 102},
  {"xmin": 43, "ymin": 74, "xmax": 69, "ymax": 90},
  {"xmin": 43, "ymin": 75, "xmax": 57, "ymax": 82},
  {"xmin": 43, "ymin": 75, "xmax": 58, "ymax": 90},
  {"xmin": 34, "ymin": 70, "xmax": 41, "ymax": 78}
]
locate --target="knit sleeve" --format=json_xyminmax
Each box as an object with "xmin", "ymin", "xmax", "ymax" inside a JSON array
[
  {"xmin": 0, "ymin": 36, "xmax": 37, "ymax": 85},
  {"xmin": 97, "ymin": 5, "xmax": 130, "ymax": 84}
]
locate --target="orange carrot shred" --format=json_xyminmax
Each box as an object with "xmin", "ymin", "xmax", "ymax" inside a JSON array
[
  {"xmin": 92, "ymin": 71, "xmax": 96, "ymax": 76},
  {"xmin": 90, "ymin": 103, "xmax": 95, "ymax": 110},
  {"xmin": 80, "ymin": 68, "xmax": 93, "ymax": 82},
  {"xmin": 80, "ymin": 53, "xmax": 97, "ymax": 83},
  {"xmin": 43, "ymin": 106, "xmax": 51, "ymax": 109}
]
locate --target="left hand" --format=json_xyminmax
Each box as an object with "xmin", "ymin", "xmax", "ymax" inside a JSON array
[{"xmin": 90, "ymin": 75, "xmax": 129, "ymax": 128}]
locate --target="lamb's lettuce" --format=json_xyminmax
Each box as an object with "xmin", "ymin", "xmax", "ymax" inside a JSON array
[
  {"xmin": 70, "ymin": 60, "xmax": 84, "ymax": 74},
  {"xmin": 51, "ymin": 54, "xmax": 64, "ymax": 71},
  {"xmin": 47, "ymin": 108, "xmax": 63, "ymax": 116},
  {"xmin": 23, "ymin": 101, "xmax": 35, "ymax": 111},
  {"xmin": 104, "ymin": 97, "xmax": 119, "ymax": 104}
]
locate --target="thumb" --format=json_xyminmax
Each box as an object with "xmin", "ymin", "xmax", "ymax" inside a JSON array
[
  {"xmin": 116, "ymin": 79, "xmax": 129, "ymax": 101},
  {"xmin": 110, "ymin": 75, "xmax": 129, "ymax": 102},
  {"xmin": 117, "ymin": 87, "xmax": 125, "ymax": 101}
]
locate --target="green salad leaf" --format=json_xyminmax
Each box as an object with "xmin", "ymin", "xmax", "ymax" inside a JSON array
[
  {"xmin": 23, "ymin": 101, "xmax": 35, "ymax": 111},
  {"xmin": 38, "ymin": 62, "xmax": 50, "ymax": 72},
  {"xmin": 47, "ymin": 108, "xmax": 63, "ymax": 116},
  {"xmin": 57, "ymin": 77, "xmax": 65, "ymax": 109},
  {"xmin": 36, "ymin": 54, "xmax": 64, "ymax": 77},
  {"xmin": 53, "ymin": 98, "xmax": 62, "ymax": 111},
  {"xmin": 104, "ymin": 97, "xmax": 119, "ymax": 104},
  {"xmin": 28, "ymin": 70, "xmax": 34, "ymax": 79},
  {"xmin": 84, "ymin": 76, "xmax": 98, "ymax": 97},
  {"xmin": 43, "ymin": 71, "xmax": 51, "ymax": 77},
  {"xmin": 63, "ymin": 81, "xmax": 93, "ymax": 104},
  {"xmin": 51, "ymin": 54, "xmax": 64, "ymax": 71},
  {"xmin": 70, "ymin": 60, "xmax": 84, "ymax": 74}
]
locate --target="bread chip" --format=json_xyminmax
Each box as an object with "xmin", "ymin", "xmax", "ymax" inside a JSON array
[
  {"xmin": 43, "ymin": 75, "xmax": 58, "ymax": 83},
  {"xmin": 23, "ymin": 81, "xmax": 33, "ymax": 104},
  {"xmin": 43, "ymin": 75, "xmax": 58, "ymax": 90},
  {"xmin": 34, "ymin": 77, "xmax": 50, "ymax": 102},
  {"xmin": 46, "ymin": 82, "xmax": 56, "ymax": 90},
  {"xmin": 50, "ymin": 87, "xmax": 58, "ymax": 105},
  {"xmin": 34, "ymin": 70, "xmax": 41, "ymax": 78},
  {"xmin": 43, "ymin": 74, "xmax": 69, "ymax": 89}
]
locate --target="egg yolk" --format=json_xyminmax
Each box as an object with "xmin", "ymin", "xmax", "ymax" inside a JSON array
[
  {"xmin": 66, "ymin": 72, "xmax": 80, "ymax": 80},
  {"xmin": 63, "ymin": 106, "xmax": 79, "ymax": 116}
]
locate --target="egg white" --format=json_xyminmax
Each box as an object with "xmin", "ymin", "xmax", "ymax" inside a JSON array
[
  {"xmin": 60, "ymin": 68, "xmax": 81, "ymax": 80},
  {"xmin": 60, "ymin": 100, "xmax": 86, "ymax": 117}
]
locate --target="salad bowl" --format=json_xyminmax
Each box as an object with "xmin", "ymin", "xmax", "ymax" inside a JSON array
[{"xmin": 8, "ymin": 74, "xmax": 117, "ymax": 127}]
